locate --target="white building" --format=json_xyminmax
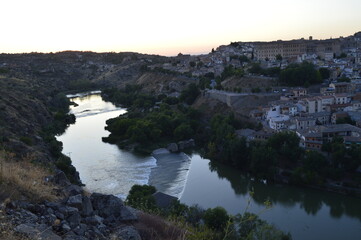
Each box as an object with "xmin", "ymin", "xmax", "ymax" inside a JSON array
[
  {"xmin": 269, "ymin": 116, "xmax": 290, "ymax": 130},
  {"xmin": 334, "ymin": 93, "xmax": 350, "ymax": 105}
]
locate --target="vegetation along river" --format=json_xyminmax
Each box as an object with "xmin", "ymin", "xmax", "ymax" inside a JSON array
[{"xmin": 57, "ymin": 92, "xmax": 361, "ymax": 240}]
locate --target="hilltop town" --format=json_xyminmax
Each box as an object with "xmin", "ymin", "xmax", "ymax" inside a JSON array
[
  {"xmin": 142, "ymin": 32, "xmax": 361, "ymax": 152},
  {"xmin": 1, "ymin": 32, "xmax": 361, "ymax": 162}
]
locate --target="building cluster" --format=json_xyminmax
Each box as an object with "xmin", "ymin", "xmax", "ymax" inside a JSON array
[
  {"xmin": 149, "ymin": 32, "xmax": 361, "ymax": 84},
  {"xmin": 249, "ymin": 84, "xmax": 361, "ymax": 150},
  {"xmin": 254, "ymin": 36, "xmax": 341, "ymax": 61},
  {"xmin": 149, "ymin": 32, "xmax": 361, "ymax": 151}
]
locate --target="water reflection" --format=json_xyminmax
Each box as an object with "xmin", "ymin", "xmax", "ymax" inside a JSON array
[{"xmin": 208, "ymin": 160, "xmax": 361, "ymax": 222}]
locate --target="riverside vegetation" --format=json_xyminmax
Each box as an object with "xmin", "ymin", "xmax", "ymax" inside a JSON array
[
  {"xmin": 103, "ymin": 83, "xmax": 361, "ymax": 196},
  {"xmin": 125, "ymin": 184, "xmax": 292, "ymax": 240}
]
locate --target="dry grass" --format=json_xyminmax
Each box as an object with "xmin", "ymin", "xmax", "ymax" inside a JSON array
[
  {"xmin": 0, "ymin": 151, "xmax": 58, "ymax": 203},
  {"xmin": 134, "ymin": 212, "xmax": 188, "ymax": 240}
]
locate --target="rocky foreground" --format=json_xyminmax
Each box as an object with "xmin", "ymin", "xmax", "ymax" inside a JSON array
[{"xmin": 2, "ymin": 171, "xmax": 141, "ymax": 240}]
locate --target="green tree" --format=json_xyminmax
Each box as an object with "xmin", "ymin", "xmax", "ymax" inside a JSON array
[
  {"xmin": 276, "ymin": 54, "xmax": 283, "ymax": 68},
  {"xmin": 249, "ymin": 63, "xmax": 263, "ymax": 74},
  {"xmin": 279, "ymin": 62, "xmax": 322, "ymax": 86},
  {"xmin": 126, "ymin": 185, "xmax": 157, "ymax": 211},
  {"xmin": 203, "ymin": 206, "xmax": 230, "ymax": 232},
  {"xmin": 239, "ymin": 55, "xmax": 249, "ymax": 64},
  {"xmin": 236, "ymin": 212, "xmax": 292, "ymax": 240},
  {"xmin": 173, "ymin": 123, "xmax": 194, "ymax": 141},
  {"xmin": 319, "ymin": 67, "xmax": 330, "ymax": 80},
  {"xmin": 302, "ymin": 151, "xmax": 329, "ymax": 179},
  {"xmin": 180, "ymin": 83, "xmax": 200, "ymax": 105},
  {"xmin": 337, "ymin": 76, "xmax": 351, "ymax": 82},
  {"xmin": 267, "ymin": 132, "xmax": 303, "ymax": 165},
  {"xmin": 250, "ymin": 144, "xmax": 277, "ymax": 179}
]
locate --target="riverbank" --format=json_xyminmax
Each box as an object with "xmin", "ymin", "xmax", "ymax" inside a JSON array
[{"xmin": 57, "ymin": 92, "xmax": 361, "ymax": 240}]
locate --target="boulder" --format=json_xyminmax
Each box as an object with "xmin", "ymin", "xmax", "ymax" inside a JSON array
[
  {"xmin": 178, "ymin": 139, "xmax": 195, "ymax": 150},
  {"xmin": 120, "ymin": 206, "xmax": 138, "ymax": 221},
  {"xmin": 15, "ymin": 223, "xmax": 62, "ymax": 240},
  {"xmin": 167, "ymin": 143, "xmax": 178, "ymax": 152},
  {"xmin": 73, "ymin": 223, "xmax": 87, "ymax": 236},
  {"xmin": 114, "ymin": 226, "xmax": 142, "ymax": 240},
  {"xmin": 178, "ymin": 141, "xmax": 186, "ymax": 150},
  {"xmin": 67, "ymin": 194, "xmax": 83, "ymax": 210},
  {"xmin": 54, "ymin": 211, "xmax": 65, "ymax": 220},
  {"xmin": 66, "ymin": 184, "xmax": 84, "ymax": 196},
  {"xmin": 67, "ymin": 212, "xmax": 81, "ymax": 228},
  {"xmin": 58, "ymin": 206, "xmax": 79, "ymax": 217},
  {"xmin": 82, "ymin": 196, "xmax": 94, "ymax": 216},
  {"xmin": 52, "ymin": 171, "xmax": 71, "ymax": 187},
  {"xmin": 27, "ymin": 204, "xmax": 46, "ymax": 215},
  {"xmin": 152, "ymin": 192, "xmax": 178, "ymax": 209},
  {"xmin": 64, "ymin": 235, "xmax": 88, "ymax": 240},
  {"xmin": 61, "ymin": 222, "xmax": 72, "ymax": 232},
  {"xmin": 90, "ymin": 193, "xmax": 124, "ymax": 219},
  {"xmin": 44, "ymin": 201, "xmax": 61, "ymax": 210},
  {"xmin": 85, "ymin": 215, "xmax": 104, "ymax": 226}
]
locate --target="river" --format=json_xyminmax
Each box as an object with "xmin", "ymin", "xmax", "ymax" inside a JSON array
[{"xmin": 57, "ymin": 93, "xmax": 361, "ymax": 240}]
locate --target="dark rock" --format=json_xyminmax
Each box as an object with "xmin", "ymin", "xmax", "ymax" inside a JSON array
[
  {"xmin": 73, "ymin": 223, "xmax": 87, "ymax": 236},
  {"xmin": 15, "ymin": 201, "xmax": 30, "ymax": 209},
  {"xmin": 85, "ymin": 215, "xmax": 104, "ymax": 225},
  {"xmin": 64, "ymin": 234, "xmax": 88, "ymax": 240},
  {"xmin": 17, "ymin": 209, "xmax": 39, "ymax": 223},
  {"xmin": 97, "ymin": 223, "xmax": 108, "ymax": 235},
  {"xmin": 153, "ymin": 192, "xmax": 178, "ymax": 209},
  {"xmin": 28, "ymin": 204, "xmax": 46, "ymax": 215},
  {"xmin": 90, "ymin": 193, "xmax": 124, "ymax": 219},
  {"xmin": 66, "ymin": 184, "xmax": 84, "ymax": 196},
  {"xmin": 90, "ymin": 226, "xmax": 106, "ymax": 240},
  {"xmin": 114, "ymin": 226, "xmax": 142, "ymax": 240},
  {"xmin": 52, "ymin": 170, "xmax": 71, "ymax": 187},
  {"xmin": 188, "ymin": 138, "xmax": 195, "ymax": 147},
  {"xmin": 178, "ymin": 139, "xmax": 195, "ymax": 150},
  {"xmin": 67, "ymin": 212, "xmax": 81, "ymax": 228},
  {"xmin": 44, "ymin": 201, "xmax": 61, "ymax": 209},
  {"xmin": 120, "ymin": 206, "xmax": 138, "ymax": 221},
  {"xmin": 167, "ymin": 142, "xmax": 178, "ymax": 152},
  {"xmin": 126, "ymin": 206, "xmax": 139, "ymax": 217},
  {"xmin": 6, "ymin": 201, "xmax": 17, "ymax": 209},
  {"xmin": 82, "ymin": 196, "xmax": 94, "ymax": 216},
  {"xmin": 42, "ymin": 214, "xmax": 57, "ymax": 225},
  {"xmin": 103, "ymin": 215, "xmax": 116, "ymax": 226},
  {"xmin": 55, "ymin": 211, "xmax": 65, "ymax": 220},
  {"xmin": 67, "ymin": 194, "xmax": 83, "ymax": 210},
  {"xmin": 58, "ymin": 206, "xmax": 79, "ymax": 216},
  {"xmin": 46, "ymin": 208, "xmax": 54, "ymax": 215},
  {"xmin": 15, "ymin": 223, "xmax": 62, "ymax": 240},
  {"xmin": 178, "ymin": 141, "xmax": 186, "ymax": 150},
  {"xmin": 61, "ymin": 222, "xmax": 72, "ymax": 232}
]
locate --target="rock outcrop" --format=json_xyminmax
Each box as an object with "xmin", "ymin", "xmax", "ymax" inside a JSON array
[
  {"xmin": 167, "ymin": 139, "xmax": 195, "ymax": 153},
  {"xmin": 4, "ymin": 189, "xmax": 140, "ymax": 240}
]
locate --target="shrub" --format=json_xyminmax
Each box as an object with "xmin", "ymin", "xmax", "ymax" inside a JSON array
[
  {"xmin": 203, "ymin": 206, "xmax": 230, "ymax": 232},
  {"xmin": 19, "ymin": 136, "xmax": 33, "ymax": 146},
  {"xmin": 55, "ymin": 155, "xmax": 78, "ymax": 184},
  {"xmin": 126, "ymin": 185, "xmax": 157, "ymax": 211}
]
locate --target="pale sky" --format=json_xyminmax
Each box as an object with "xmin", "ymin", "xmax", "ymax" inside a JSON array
[{"xmin": 1, "ymin": 0, "xmax": 360, "ymax": 56}]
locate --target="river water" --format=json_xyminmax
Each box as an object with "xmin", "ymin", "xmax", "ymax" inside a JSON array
[{"xmin": 57, "ymin": 93, "xmax": 361, "ymax": 240}]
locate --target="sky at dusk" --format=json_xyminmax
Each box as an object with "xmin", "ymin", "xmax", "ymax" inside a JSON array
[{"xmin": 1, "ymin": 0, "xmax": 361, "ymax": 56}]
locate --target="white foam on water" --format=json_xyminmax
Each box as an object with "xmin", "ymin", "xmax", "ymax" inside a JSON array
[
  {"xmin": 149, "ymin": 152, "xmax": 192, "ymax": 199},
  {"xmin": 66, "ymin": 90, "xmax": 102, "ymax": 98}
]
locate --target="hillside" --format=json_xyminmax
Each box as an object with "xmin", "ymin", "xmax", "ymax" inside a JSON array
[{"xmin": 0, "ymin": 52, "xmax": 200, "ymax": 240}]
